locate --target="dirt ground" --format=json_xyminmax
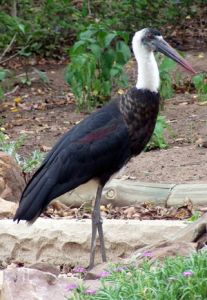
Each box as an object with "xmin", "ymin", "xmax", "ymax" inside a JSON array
[{"xmin": 0, "ymin": 51, "xmax": 207, "ymax": 184}]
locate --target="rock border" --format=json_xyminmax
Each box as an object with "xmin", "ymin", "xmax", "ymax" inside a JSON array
[
  {"xmin": 57, "ymin": 179, "xmax": 207, "ymax": 208},
  {"xmin": 0, "ymin": 218, "xmax": 186, "ymax": 267}
]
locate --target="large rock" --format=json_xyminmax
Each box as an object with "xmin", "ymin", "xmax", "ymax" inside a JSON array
[
  {"xmin": 130, "ymin": 241, "xmax": 197, "ymax": 265},
  {"xmin": 0, "ymin": 152, "xmax": 25, "ymax": 203},
  {"xmin": 128, "ymin": 213, "xmax": 207, "ymax": 264},
  {"xmin": 0, "ymin": 198, "xmax": 17, "ymax": 218},
  {"xmin": 0, "ymin": 218, "xmax": 186, "ymax": 267},
  {"xmin": 2, "ymin": 267, "xmax": 81, "ymax": 300}
]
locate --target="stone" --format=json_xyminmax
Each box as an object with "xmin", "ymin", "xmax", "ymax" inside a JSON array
[
  {"xmin": 2, "ymin": 267, "xmax": 82, "ymax": 300},
  {"xmin": 28, "ymin": 262, "xmax": 60, "ymax": 276},
  {"xmin": 0, "ymin": 198, "xmax": 17, "ymax": 218},
  {"xmin": 130, "ymin": 241, "xmax": 197, "ymax": 265},
  {"xmin": 128, "ymin": 213, "xmax": 207, "ymax": 265},
  {"xmin": 167, "ymin": 184, "xmax": 207, "ymax": 207},
  {"xmin": 0, "ymin": 152, "xmax": 25, "ymax": 203},
  {"xmin": 0, "ymin": 218, "xmax": 186, "ymax": 267},
  {"xmin": 85, "ymin": 262, "xmax": 109, "ymax": 280},
  {"xmin": 173, "ymin": 212, "xmax": 207, "ymax": 242},
  {"xmin": 57, "ymin": 179, "xmax": 173, "ymax": 207},
  {"xmin": 56, "ymin": 179, "xmax": 207, "ymax": 209}
]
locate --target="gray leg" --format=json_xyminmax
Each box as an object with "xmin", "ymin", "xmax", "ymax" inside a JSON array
[{"xmin": 88, "ymin": 185, "xmax": 107, "ymax": 269}]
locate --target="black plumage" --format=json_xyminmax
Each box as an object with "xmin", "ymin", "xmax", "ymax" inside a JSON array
[
  {"xmin": 14, "ymin": 88, "xmax": 159, "ymax": 222},
  {"xmin": 14, "ymin": 28, "xmax": 195, "ymax": 269}
]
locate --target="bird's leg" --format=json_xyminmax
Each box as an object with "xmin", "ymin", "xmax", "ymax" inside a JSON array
[{"xmin": 88, "ymin": 184, "xmax": 106, "ymax": 269}]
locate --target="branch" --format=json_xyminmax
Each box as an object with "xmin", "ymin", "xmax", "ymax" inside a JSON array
[
  {"xmin": 0, "ymin": 34, "xmax": 16, "ymax": 63},
  {"xmin": 11, "ymin": 0, "xmax": 17, "ymax": 17},
  {"xmin": 0, "ymin": 45, "xmax": 28, "ymax": 65},
  {"xmin": 4, "ymin": 85, "xmax": 19, "ymax": 97},
  {"xmin": 87, "ymin": 0, "xmax": 92, "ymax": 16}
]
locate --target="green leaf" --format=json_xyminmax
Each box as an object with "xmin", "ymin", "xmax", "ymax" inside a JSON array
[
  {"xmin": 110, "ymin": 65, "xmax": 123, "ymax": 77},
  {"xmin": 192, "ymin": 73, "xmax": 207, "ymax": 94},
  {"xmin": 0, "ymin": 87, "xmax": 4, "ymax": 100},
  {"xmin": 116, "ymin": 41, "xmax": 131, "ymax": 62},
  {"xmin": 16, "ymin": 22, "xmax": 26, "ymax": 34},
  {"xmin": 104, "ymin": 33, "xmax": 117, "ymax": 48},
  {"xmin": 70, "ymin": 40, "xmax": 86, "ymax": 55},
  {"xmin": 88, "ymin": 44, "xmax": 101, "ymax": 59},
  {"xmin": 146, "ymin": 115, "xmax": 170, "ymax": 151},
  {"xmin": 35, "ymin": 69, "xmax": 49, "ymax": 83},
  {"xmin": 159, "ymin": 56, "xmax": 176, "ymax": 72},
  {"xmin": 0, "ymin": 69, "xmax": 6, "ymax": 81},
  {"xmin": 79, "ymin": 29, "xmax": 94, "ymax": 40}
]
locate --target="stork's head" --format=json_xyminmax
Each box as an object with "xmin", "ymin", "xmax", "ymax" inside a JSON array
[{"xmin": 133, "ymin": 28, "xmax": 196, "ymax": 74}]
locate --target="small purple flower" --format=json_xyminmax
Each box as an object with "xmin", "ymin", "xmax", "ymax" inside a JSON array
[
  {"xmin": 65, "ymin": 283, "xmax": 78, "ymax": 291},
  {"xmin": 142, "ymin": 251, "xmax": 153, "ymax": 257},
  {"xmin": 98, "ymin": 271, "xmax": 110, "ymax": 278},
  {"xmin": 84, "ymin": 288, "xmax": 96, "ymax": 295},
  {"xmin": 183, "ymin": 270, "xmax": 193, "ymax": 277},
  {"xmin": 73, "ymin": 266, "xmax": 86, "ymax": 273}
]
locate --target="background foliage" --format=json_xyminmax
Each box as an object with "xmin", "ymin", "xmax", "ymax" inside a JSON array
[
  {"xmin": 0, "ymin": 0, "xmax": 205, "ymax": 57},
  {"xmin": 65, "ymin": 24, "xmax": 131, "ymax": 110}
]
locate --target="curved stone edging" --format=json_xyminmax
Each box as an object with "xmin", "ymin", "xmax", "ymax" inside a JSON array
[
  {"xmin": 56, "ymin": 179, "xmax": 207, "ymax": 208},
  {"xmin": 0, "ymin": 218, "xmax": 186, "ymax": 267}
]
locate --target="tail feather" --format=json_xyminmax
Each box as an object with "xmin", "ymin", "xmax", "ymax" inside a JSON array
[{"xmin": 13, "ymin": 174, "xmax": 55, "ymax": 222}]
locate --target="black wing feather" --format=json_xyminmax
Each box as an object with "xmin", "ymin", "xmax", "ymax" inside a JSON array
[{"xmin": 14, "ymin": 101, "xmax": 130, "ymax": 222}]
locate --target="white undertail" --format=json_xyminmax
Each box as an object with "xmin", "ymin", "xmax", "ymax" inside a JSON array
[{"xmin": 132, "ymin": 29, "xmax": 160, "ymax": 92}]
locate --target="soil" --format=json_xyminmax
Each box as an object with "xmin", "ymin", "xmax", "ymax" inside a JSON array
[{"xmin": 0, "ymin": 51, "xmax": 207, "ymax": 184}]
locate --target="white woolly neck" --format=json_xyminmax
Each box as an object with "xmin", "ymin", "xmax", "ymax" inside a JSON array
[{"xmin": 132, "ymin": 30, "xmax": 160, "ymax": 92}]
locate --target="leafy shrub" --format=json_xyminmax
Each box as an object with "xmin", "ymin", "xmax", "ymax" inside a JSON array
[
  {"xmin": 0, "ymin": 131, "xmax": 44, "ymax": 173},
  {"xmin": 192, "ymin": 73, "xmax": 207, "ymax": 101},
  {"xmin": 0, "ymin": 1, "xmax": 79, "ymax": 57},
  {"xmin": 65, "ymin": 24, "xmax": 131, "ymax": 110},
  {"xmin": 0, "ymin": 0, "xmax": 205, "ymax": 57},
  {"xmin": 146, "ymin": 115, "xmax": 171, "ymax": 150},
  {"xmin": 157, "ymin": 54, "xmax": 176, "ymax": 100}
]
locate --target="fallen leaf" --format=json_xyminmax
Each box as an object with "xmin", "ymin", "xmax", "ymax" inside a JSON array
[
  {"xmin": 14, "ymin": 97, "xmax": 22, "ymax": 104},
  {"xmin": 40, "ymin": 145, "xmax": 52, "ymax": 152},
  {"xmin": 10, "ymin": 107, "xmax": 18, "ymax": 112}
]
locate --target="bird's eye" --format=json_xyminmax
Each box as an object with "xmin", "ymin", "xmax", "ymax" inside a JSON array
[{"xmin": 147, "ymin": 34, "xmax": 154, "ymax": 40}]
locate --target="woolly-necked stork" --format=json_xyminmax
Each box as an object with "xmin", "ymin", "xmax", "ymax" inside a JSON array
[{"xmin": 14, "ymin": 28, "xmax": 195, "ymax": 269}]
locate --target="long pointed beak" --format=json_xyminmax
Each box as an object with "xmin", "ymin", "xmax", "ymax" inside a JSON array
[{"xmin": 154, "ymin": 38, "xmax": 196, "ymax": 75}]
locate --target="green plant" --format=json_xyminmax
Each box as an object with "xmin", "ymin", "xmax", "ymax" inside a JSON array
[
  {"xmin": 0, "ymin": 131, "xmax": 25, "ymax": 162},
  {"xmin": 157, "ymin": 54, "xmax": 177, "ymax": 100},
  {"xmin": 146, "ymin": 115, "xmax": 171, "ymax": 150},
  {"xmin": 187, "ymin": 211, "xmax": 201, "ymax": 222},
  {"xmin": 67, "ymin": 250, "xmax": 207, "ymax": 299},
  {"xmin": 0, "ymin": 131, "xmax": 44, "ymax": 172},
  {"xmin": 0, "ymin": 68, "xmax": 6, "ymax": 99},
  {"xmin": 22, "ymin": 150, "xmax": 45, "ymax": 173},
  {"xmin": 65, "ymin": 24, "xmax": 131, "ymax": 110},
  {"xmin": 0, "ymin": 1, "xmax": 205, "ymax": 58},
  {"xmin": 192, "ymin": 73, "xmax": 207, "ymax": 101}
]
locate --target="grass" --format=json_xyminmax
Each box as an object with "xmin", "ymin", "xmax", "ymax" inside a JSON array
[
  {"xmin": 67, "ymin": 250, "xmax": 207, "ymax": 300},
  {"xmin": 0, "ymin": 131, "xmax": 44, "ymax": 173}
]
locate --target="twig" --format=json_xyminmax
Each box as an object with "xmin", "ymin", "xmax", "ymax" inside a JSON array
[
  {"xmin": 0, "ymin": 34, "xmax": 16, "ymax": 63},
  {"xmin": 0, "ymin": 45, "xmax": 28, "ymax": 65},
  {"xmin": 87, "ymin": 0, "xmax": 92, "ymax": 16},
  {"xmin": 0, "ymin": 52, "xmax": 19, "ymax": 65},
  {"xmin": 4, "ymin": 85, "xmax": 19, "ymax": 97}
]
